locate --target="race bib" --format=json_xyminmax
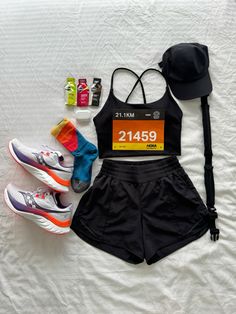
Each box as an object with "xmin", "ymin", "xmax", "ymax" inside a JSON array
[{"xmin": 112, "ymin": 109, "xmax": 165, "ymax": 151}]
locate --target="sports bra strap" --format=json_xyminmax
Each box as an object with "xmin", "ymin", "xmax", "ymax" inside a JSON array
[
  {"xmin": 125, "ymin": 68, "xmax": 168, "ymax": 103},
  {"xmin": 110, "ymin": 67, "xmax": 146, "ymax": 104}
]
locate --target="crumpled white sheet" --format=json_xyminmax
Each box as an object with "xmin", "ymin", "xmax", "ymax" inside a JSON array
[{"xmin": 0, "ymin": 0, "xmax": 236, "ymax": 313}]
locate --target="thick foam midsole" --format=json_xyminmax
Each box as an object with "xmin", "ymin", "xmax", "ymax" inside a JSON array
[{"xmin": 4, "ymin": 189, "xmax": 70, "ymax": 234}]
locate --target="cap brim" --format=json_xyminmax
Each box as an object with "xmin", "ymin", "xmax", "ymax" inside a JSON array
[{"xmin": 168, "ymin": 71, "xmax": 212, "ymax": 100}]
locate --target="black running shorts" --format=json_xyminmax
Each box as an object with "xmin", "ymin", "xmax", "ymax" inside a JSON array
[{"xmin": 71, "ymin": 157, "xmax": 210, "ymax": 265}]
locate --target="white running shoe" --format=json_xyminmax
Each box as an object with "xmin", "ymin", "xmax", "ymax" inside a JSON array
[
  {"xmin": 4, "ymin": 184, "xmax": 72, "ymax": 234},
  {"xmin": 9, "ymin": 138, "xmax": 73, "ymax": 192}
]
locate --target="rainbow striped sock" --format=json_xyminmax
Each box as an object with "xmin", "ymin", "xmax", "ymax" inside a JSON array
[{"xmin": 51, "ymin": 118, "xmax": 98, "ymax": 193}]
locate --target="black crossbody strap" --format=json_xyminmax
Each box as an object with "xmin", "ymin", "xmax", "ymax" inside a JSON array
[{"xmin": 201, "ymin": 96, "xmax": 219, "ymax": 241}]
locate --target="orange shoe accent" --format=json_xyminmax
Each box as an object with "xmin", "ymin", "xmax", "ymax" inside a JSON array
[
  {"xmin": 47, "ymin": 169, "xmax": 70, "ymax": 187},
  {"xmin": 44, "ymin": 212, "xmax": 71, "ymax": 228}
]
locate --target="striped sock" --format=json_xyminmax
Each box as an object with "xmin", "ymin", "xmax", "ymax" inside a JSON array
[{"xmin": 51, "ymin": 118, "xmax": 98, "ymax": 193}]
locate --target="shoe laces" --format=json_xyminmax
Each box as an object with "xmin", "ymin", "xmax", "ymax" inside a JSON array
[
  {"xmin": 40, "ymin": 146, "xmax": 64, "ymax": 161},
  {"xmin": 32, "ymin": 187, "xmax": 52, "ymax": 199},
  {"xmin": 40, "ymin": 144, "xmax": 56, "ymax": 152}
]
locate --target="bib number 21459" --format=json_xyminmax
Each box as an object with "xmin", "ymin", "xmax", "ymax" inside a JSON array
[
  {"xmin": 112, "ymin": 109, "xmax": 165, "ymax": 151},
  {"xmin": 118, "ymin": 130, "xmax": 157, "ymax": 142}
]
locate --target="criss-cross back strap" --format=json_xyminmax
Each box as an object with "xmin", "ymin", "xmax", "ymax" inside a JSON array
[
  {"xmin": 110, "ymin": 67, "xmax": 146, "ymax": 104},
  {"xmin": 125, "ymin": 68, "xmax": 168, "ymax": 103}
]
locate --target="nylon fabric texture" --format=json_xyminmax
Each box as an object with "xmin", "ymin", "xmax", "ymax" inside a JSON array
[{"xmin": 71, "ymin": 157, "xmax": 210, "ymax": 264}]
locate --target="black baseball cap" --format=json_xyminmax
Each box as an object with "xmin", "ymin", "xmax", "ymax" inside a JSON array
[{"xmin": 159, "ymin": 43, "xmax": 212, "ymax": 100}]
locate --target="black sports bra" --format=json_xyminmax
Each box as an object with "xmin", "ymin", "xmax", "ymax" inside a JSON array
[{"xmin": 93, "ymin": 67, "xmax": 183, "ymax": 158}]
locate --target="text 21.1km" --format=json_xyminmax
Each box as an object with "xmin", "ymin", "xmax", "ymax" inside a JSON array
[{"xmin": 115, "ymin": 112, "xmax": 135, "ymax": 118}]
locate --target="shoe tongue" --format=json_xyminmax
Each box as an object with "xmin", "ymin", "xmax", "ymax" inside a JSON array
[{"xmin": 44, "ymin": 191, "xmax": 53, "ymax": 202}]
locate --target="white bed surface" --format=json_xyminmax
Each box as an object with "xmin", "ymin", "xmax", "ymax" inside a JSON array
[{"xmin": 0, "ymin": 0, "xmax": 236, "ymax": 313}]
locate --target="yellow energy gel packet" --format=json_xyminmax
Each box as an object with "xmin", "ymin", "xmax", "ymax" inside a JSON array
[{"xmin": 65, "ymin": 78, "xmax": 76, "ymax": 106}]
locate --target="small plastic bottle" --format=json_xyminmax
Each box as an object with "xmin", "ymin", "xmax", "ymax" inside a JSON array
[{"xmin": 77, "ymin": 79, "xmax": 89, "ymax": 107}]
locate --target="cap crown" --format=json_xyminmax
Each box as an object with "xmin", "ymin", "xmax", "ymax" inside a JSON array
[{"xmin": 163, "ymin": 43, "xmax": 209, "ymax": 82}]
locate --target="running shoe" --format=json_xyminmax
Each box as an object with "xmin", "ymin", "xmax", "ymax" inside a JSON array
[
  {"xmin": 4, "ymin": 184, "xmax": 72, "ymax": 234},
  {"xmin": 9, "ymin": 138, "xmax": 73, "ymax": 192}
]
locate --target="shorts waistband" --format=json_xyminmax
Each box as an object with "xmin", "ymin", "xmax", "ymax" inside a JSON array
[{"xmin": 100, "ymin": 156, "xmax": 181, "ymax": 183}]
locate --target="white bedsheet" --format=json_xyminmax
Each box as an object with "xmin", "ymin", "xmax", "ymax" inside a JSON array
[{"xmin": 1, "ymin": 0, "xmax": 236, "ymax": 313}]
